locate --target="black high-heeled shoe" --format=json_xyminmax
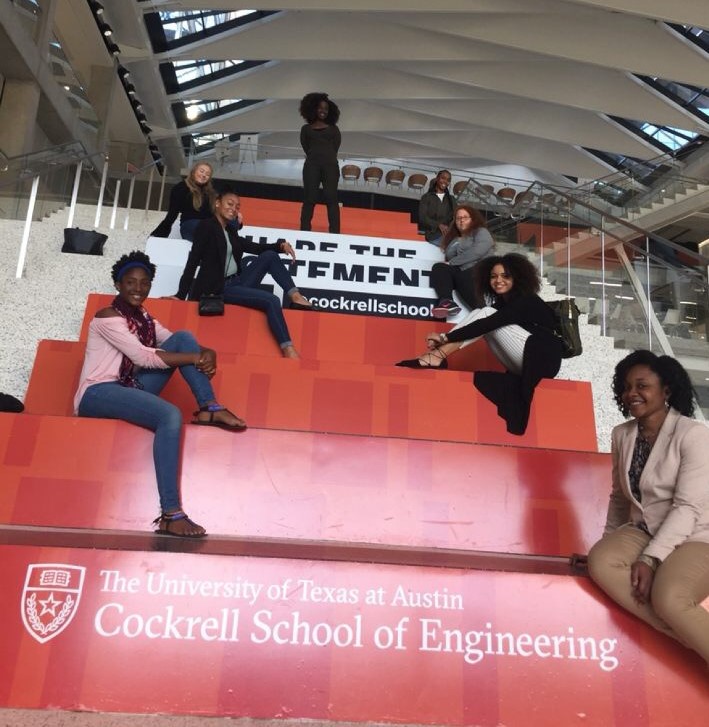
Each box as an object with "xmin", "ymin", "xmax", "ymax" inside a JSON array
[
  {"xmin": 395, "ymin": 351, "xmax": 448, "ymax": 369},
  {"xmin": 290, "ymin": 301, "xmax": 319, "ymax": 311}
]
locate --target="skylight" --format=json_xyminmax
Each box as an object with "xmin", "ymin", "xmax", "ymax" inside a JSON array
[
  {"xmin": 158, "ymin": 10, "xmax": 258, "ymax": 42},
  {"xmin": 183, "ymin": 100, "xmax": 243, "ymax": 121},
  {"xmin": 173, "ymin": 60, "xmax": 245, "ymax": 86}
]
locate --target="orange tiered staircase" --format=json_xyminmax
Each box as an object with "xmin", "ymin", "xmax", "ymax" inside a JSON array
[
  {"xmin": 238, "ymin": 195, "xmax": 422, "ymax": 240},
  {"xmin": 1, "ymin": 287, "xmax": 708, "ymax": 723}
]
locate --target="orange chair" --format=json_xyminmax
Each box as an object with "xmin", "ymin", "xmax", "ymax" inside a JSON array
[
  {"xmin": 541, "ymin": 192, "xmax": 561, "ymax": 213},
  {"xmin": 497, "ymin": 187, "xmax": 516, "ymax": 203},
  {"xmin": 341, "ymin": 164, "xmax": 361, "ymax": 183},
  {"xmin": 385, "ymin": 169, "xmax": 405, "ymax": 188},
  {"xmin": 363, "ymin": 166, "xmax": 383, "ymax": 185},
  {"xmin": 514, "ymin": 190, "xmax": 537, "ymax": 209},
  {"xmin": 407, "ymin": 173, "xmax": 428, "ymax": 192},
  {"xmin": 452, "ymin": 180, "xmax": 469, "ymax": 196}
]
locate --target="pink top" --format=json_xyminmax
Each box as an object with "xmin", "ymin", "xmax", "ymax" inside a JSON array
[{"xmin": 73, "ymin": 315, "xmax": 173, "ymax": 413}]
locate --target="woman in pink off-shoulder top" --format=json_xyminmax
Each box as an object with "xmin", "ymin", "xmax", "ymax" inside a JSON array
[{"xmin": 75, "ymin": 251, "xmax": 246, "ymax": 538}]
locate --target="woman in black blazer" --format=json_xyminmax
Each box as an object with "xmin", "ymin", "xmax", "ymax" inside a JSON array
[{"xmin": 174, "ymin": 191, "xmax": 317, "ymax": 358}]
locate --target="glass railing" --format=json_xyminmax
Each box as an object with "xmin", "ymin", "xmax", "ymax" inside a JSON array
[
  {"xmin": 0, "ymin": 140, "xmax": 165, "ymax": 225},
  {"xmin": 557, "ymin": 161, "xmax": 707, "ymax": 224},
  {"xmin": 0, "ymin": 141, "xmax": 100, "ymax": 220},
  {"xmin": 494, "ymin": 183, "xmax": 709, "ymax": 418},
  {"xmin": 0, "ymin": 139, "xmax": 163, "ymax": 277}
]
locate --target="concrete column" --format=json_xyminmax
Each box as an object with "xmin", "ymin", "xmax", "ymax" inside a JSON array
[{"xmin": 0, "ymin": 79, "xmax": 41, "ymax": 156}]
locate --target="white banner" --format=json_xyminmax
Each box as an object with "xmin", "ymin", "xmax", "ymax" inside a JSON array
[{"xmin": 146, "ymin": 226, "xmax": 466, "ymax": 322}]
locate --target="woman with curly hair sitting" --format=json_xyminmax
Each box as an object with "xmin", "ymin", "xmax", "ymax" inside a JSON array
[
  {"xmin": 588, "ymin": 350, "xmax": 709, "ymax": 665},
  {"xmin": 397, "ymin": 253, "xmax": 563, "ymax": 434},
  {"xmin": 299, "ymin": 92, "xmax": 341, "ymax": 234},
  {"xmin": 75, "ymin": 251, "xmax": 246, "ymax": 538}
]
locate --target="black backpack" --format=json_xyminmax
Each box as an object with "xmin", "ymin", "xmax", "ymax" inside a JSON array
[{"xmin": 547, "ymin": 298, "xmax": 582, "ymax": 358}]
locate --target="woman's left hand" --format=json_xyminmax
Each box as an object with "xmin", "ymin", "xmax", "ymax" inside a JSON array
[
  {"xmin": 630, "ymin": 560, "xmax": 655, "ymax": 605},
  {"xmin": 279, "ymin": 240, "xmax": 296, "ymax": 260},
  {"xmin": 197, "ymin": 349, "xmax": 217, "ymax": 378}
]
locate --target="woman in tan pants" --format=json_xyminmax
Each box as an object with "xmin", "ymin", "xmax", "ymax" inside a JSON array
[{"xmin": 588, "ymin": 350, "xmax": 709, "ymax": 665}]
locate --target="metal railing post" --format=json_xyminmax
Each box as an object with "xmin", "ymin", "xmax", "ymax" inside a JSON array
[
  {"xmin": 566, "ymin": 198, "xmax": 571, "ymax": 297},
  {"xmin": 144, "ymin": 166, "xmax": 155, "ymax": 218},
  {"xmin": 66, "ymin": 161, "xmax": 83, "ymax": 229},
  {"xmin": 600, "ymin": 219, "xmax": 606, "ymax": 336},
  {"xmin": 158, "ymin": 171, "xmax": 166, "ymax": 212},
  {"xmin": 539, "ymin": 192, "xmax": 544, "ymax": 278},
  {"xmin": 646, "ymin": 236, "xmax": 652, "ymax": 349},
  {"xmin": 110, "ymin": 180, "xmax": 121, "ymax": 229},
  {"xmin": 124, "ymin": 175, "xmax": 136, "ymax": 230},
  {"xmin": 94, "ymin": 158, "xmax": 109, "ymax": 229},
  {"xmin": 15, "ymin": 175, "xmax": 40, "ymax": 279}
]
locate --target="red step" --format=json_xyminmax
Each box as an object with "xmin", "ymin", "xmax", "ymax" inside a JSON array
[
  {"xmin": 0, "ymin": 412, "xmax": 607, "ymax": 555},
  {"xmin": 78, "ymin": 294, "xmax": 503, "ymax": 371},
  {"xmin": 239, "ymin": 195, "xmax": 421, "ymax": 240},
  {"xmin": 24, "ymin": 341, "xmax": 597, "ymax": 452}
]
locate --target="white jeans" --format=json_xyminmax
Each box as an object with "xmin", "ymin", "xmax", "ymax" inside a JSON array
[{"xmin": 451, "ymin": 306, "xmax": 530, "ymax": 375}]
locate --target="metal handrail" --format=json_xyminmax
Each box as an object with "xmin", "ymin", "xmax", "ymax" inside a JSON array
[
  {"xmin": 544, "ymin": 183, "xmax": 707, "ymax": 276},
  {"xmin": 0, "ymin": 141, "xmax": 102, "ymax": 190}
]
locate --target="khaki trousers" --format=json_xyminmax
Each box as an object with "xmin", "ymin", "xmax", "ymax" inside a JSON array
[{"xmin": 588, "ymin": 524, "xmax": 709, "ymax": 664}]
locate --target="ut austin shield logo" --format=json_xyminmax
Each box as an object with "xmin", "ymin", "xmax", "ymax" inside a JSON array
[{"xmin": 21, "ymin": 563, "xmax": 86, "ymax": 643}]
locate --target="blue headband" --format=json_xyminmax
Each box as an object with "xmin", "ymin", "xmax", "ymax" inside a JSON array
[{"xmin": 116, "ymin": 261, "xmax": 152, "ymax": 281}]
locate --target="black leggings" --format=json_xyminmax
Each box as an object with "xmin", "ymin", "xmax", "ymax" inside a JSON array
[
  {"xmin": 300, "ymin": 160, "xmax": 340, "ymax": 234},
  {"xmin": 430, "ymin": 262, "xmax": 476, "ymax": 309}
]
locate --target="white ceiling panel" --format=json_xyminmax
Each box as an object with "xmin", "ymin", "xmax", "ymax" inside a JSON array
[{"xmin": 98, "ymin": 0, "xmax": 708, "ymax": 179}]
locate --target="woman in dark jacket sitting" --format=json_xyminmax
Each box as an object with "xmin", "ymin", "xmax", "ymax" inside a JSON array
[
  {"xmin": 174, "ymin": 191, "xmax": 316, "ymax": 358},
  {"xmin": 151, "ymin": 162, "xmax": 218, "ymax": 242},
  {"xmin": 397, "ymin": 253, "xmax": 563, "ymax": 434}
]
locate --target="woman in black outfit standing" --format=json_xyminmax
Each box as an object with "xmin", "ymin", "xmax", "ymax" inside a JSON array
[{"xmin": 299, "ymin": 92, "xmax": 341, "ymax": 234}]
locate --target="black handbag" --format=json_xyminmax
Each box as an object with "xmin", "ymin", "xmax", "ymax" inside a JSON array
[
  {"xmin": 547, "ymin": 298, "xmax": 582, "ymax": 358},
  {"xmin": 198, "ymin": 294, "xmax": 224, "ymax": 316},
  {"xmin": 62, "ymin": 227, "xmax": 108, "ymax": 256}
]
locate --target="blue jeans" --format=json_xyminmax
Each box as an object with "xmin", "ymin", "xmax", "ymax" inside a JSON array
[
  {"xmin": 179, "ymin": 218, "xmax": 201, "ymax": 242},
  {"xmin": 223, "ymin": 250, "xmax": 296, "ymax": 347},
  {"xmin": 77, "ymin": 331, "xmax": 215, "ymax": 513}
]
